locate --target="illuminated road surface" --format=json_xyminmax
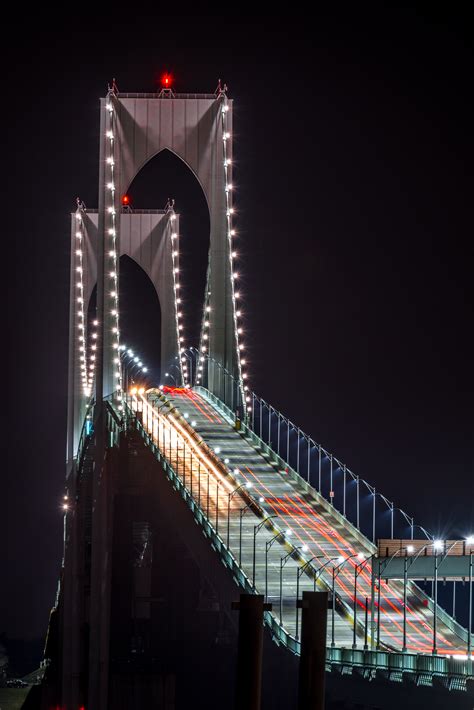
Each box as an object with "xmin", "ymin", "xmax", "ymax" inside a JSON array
[{"xmin": 132, "ymin": 387, "xmax": 467, "ymax": 656}]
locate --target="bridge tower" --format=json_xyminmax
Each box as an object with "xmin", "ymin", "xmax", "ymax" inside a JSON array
[
  {"xmin": 66, "ymin": 84, "xmax": 244, "ymax": 472},
  {"xmin": 61, "ymin": 83, "xmax": 245, "ymax": 710}
]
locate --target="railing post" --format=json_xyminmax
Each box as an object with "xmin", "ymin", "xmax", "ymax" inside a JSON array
[
  {"xmin": 343, "ymin": 465, "xmax": 346, "ymax": 517},
  {"xmin": 189, "ymin": 446, "xmax": 193, "ymax": 498},
  {"xmin": 198, "ymin": 459, "xmax": 201, "ymax": 507},
  {"xmin": 168, "ymin": 420, "xmax": 172, "ymax": 463},
  {"xmin": 372, "ymin": 488, "xmax": 376, "ymax": 543},
  {"xmin": 364, "ymin": 596, "xmax": 369, "ymax": 651},
  {"xmin": 296, "ymin": 427, "xmax": 300, "ymax": 474},
  {"xmin": 402, "ymin": 554, "xmax": 407, "ymax": 652},
  {"xmin": 356, "ymin": 477, "xmax": 360, "ymax": 529},
  {"xmin": 318, "ymin": 446, "xmax": 322, "ymax": 492},
  {"xmin": 183, "ymin": 441, "xmax": 186, "ymax": 488},
  {"xmin": 353, "ymin": 565, "xmax": 358, "ymax": 649},
  {"xmin": 376, "ymin": 566, "xmax": 381, "ymax": 650},
  {"xmin": 277, "ymin": 413, "xmax": 281, "ymax": 456},
  {"xmin": 370, "ymin": 559, "xmax": 376, "ymax": 651},
  {"xmin": 307, "ymin": 438, "xmax": 311, "ymax": 483},
  {"xmin": 468, "ymin": 551, "xmax": 472, "ymax": 657},
  {"xmin": 286, "ymin": 421, "xmax": 290, "ymax": 465},
  {"xmin": 329, "ymin": 454, "xmax": 333, "ymax": 505},
  {"xmin": 432, "ymin": 551, "xmax": 438, "ymax": 654}
]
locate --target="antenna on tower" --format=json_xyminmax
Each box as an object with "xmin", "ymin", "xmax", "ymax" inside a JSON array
[
  {"xmin": 108, "ymin": 78, "xmax": 119, "ymax": 96},
  {"xmin": 215, "ymin": 78, "xmax": 228, "ymax": 97}
]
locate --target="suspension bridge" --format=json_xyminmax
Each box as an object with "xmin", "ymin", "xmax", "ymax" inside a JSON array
[{"xmin": 44, "ymin": 80, "xmax": 473, "ymax": 709}]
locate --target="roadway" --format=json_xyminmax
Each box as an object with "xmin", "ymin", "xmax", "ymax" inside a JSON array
[{"xmin": 132, "ymin": 386, "xmax": 467, "ymax": 656}]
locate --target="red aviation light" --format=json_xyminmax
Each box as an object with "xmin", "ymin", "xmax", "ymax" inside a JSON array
[
  {"xmin": 122, "ymin": 194, "xmax": 130, "ymax": 206},
  {"xmin": 161, "ymin": 73, "xmax": 172, "ymax": 88}
]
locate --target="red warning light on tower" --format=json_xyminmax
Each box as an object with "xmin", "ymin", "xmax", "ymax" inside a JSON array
[
  {"xmin": 122, "ymin": 194, "xmax": 130, "ymax": 206},
  {"xmin": 161, "ymin": 73, "xmax": 173, "ymax": 89}
]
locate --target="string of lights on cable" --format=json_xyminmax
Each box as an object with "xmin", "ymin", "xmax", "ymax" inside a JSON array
[
  {"xmin": 169, "ymin": 204, "xmax": 187, "ymax": 386},
  {"xmin": 74, "ymin": 204, "xmax": 90, "ymax": 397},
  {"xmin": 196, "ymin": 263, "xmax": 211, "ymax": 386},
  {"xmin": 105, "ymin": 92, "xmax": 123, "ymax": 409},
  {"xmin": 196, "ymin": 92, "xmax": 249, "ymax": 412},
  {"xmin": 118, "ymin": 344, "xmax": 148, "ymax": 389}
]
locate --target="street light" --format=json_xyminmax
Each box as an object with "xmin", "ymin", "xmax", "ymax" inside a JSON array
[
  {"xmin": 227, "ymin": 482, "xmax": 251, "ymax": 548},
  {"xmin": 295, "ymin": 556, "xmax": 322, "ymax": 640},
  {"xmin": 376, "ymin": 542, "xmax": 420, "ymax": 652},
  {"xmin": 468, "ymin": 549, "xmax": 473, "ymax": 657},
  {"xmin": 352, "ymin": 553, "xmax": 374, "ymax": 649},
  {"xmin": 215, "ymin": 482, "xmax": 220, "ymax": 536},
  {"xmin": 253, "ymin": 516, "xmax": 277, "ymax": 587},
  {"xmin": 182, "ymin": 349, "xmax": 194, "ymax": 385},
  {"xmin": 165, "ymin": 372, "xmax": 176, "ymax": 385},
  {"xmin": 280, "ymin": 548, "xmax": 301, "ymax": 624},
  {"xmin": 431, "ymin": 539, "xmax": 457, "ymax": 655},
  {"xmin": 238, "ymin": 504, "xmax": 252, "ymax": 566},
  {"xmin": 331, "ymin": 555, "xmax": 358, "ymax": 647},
  {"xmin": 265, "ymin": 532, "xmax": 284, "ymax": 602}
]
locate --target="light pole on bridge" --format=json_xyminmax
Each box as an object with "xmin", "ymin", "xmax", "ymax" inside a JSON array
[
  {"xmin": 253, "ymin": 516, "xmax": 277, "ymax": 588},
  {"xmin": 227, "ymin": 482, "xmax": 252, "ymax": 548},
  {"xmin": 238, "ymin": 504, "xmax": 252, "ymax": 567},
  {"xmin": 165, "ymin": 372, "xmax": 176, "ymax": 385},
  {"xmin": 331, "ymin": 555, "xmax": 358, "ymax": 648},
  {"xmin": 279, "ymin": 547, "xmax": 301, "ymax": 625},
  {"xmin": 352, "ymin": 553, "xmax": 374, "ymax": 650},
  {"xmin": 265, "ymin": 531, "xmax": 286, "ymax": 603},
  {"xmin": 295, "ymin": 555, "xmax": 321, "ymax": 640}
]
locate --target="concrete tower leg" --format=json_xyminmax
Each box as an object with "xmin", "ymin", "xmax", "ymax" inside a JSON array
[
  {"xmin": 233, "ymin": 594, "xmax": 269, "ymax": 710},
  {"xmin": 297, "ymin": 591, "xmax": 328, "ymax": 710}
]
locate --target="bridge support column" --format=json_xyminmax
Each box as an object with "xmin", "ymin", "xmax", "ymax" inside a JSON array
[
  {"xmin": 232, "ymin": 594, "xmax": 270, "ymax": 710},
  {"xmin": 297, "ymin": 591, "xmax": 328, "ymax": 710}
]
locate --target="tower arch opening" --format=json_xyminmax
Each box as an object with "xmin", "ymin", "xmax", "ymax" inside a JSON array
[
  {"xmin": 126, "ymin": 148, "xmax": 210, "ymax": 353},
  {"xmin": 86, "ymin": 256, "xmax": 162, "ymax": 384},
  {"xmin": 118, "ymin": 255, "xmax": 162, "ymax": 384}
]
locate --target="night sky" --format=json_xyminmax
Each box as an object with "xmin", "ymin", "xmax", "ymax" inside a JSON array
[{"xmin": 3, "ymin": 9, "xmax": 473, "ymax": 648}]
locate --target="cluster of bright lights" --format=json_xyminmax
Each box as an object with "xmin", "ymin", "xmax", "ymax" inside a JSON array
[
  {"xmin": 196, "ymin": 295, "xmax": 211, "ymax": 384},
  {"xmin": 118, "ymin": 344, "xmax": 149, "ymax": 386},
  {"xmin": 169, "ymin": 208, "xmax": 186, "ymax": 386},
  {"xmin": 74, "ymin": 207, "xmax": 92, "ymax": 397},
  {"xmin": 105, "ymin": 97, "xmax": 122, "ymax": 407},
  {"xmin": 402, "ymin": 537, "xmax": 474, "ymax": 555},
  {"xmin": 86, "ymin": 317, "xmax": 99, "ymax": 395}
]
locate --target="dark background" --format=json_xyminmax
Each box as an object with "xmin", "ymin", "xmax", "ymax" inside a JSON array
[{"xmin": 2, "ymin": 8, "xmax": 473, "ymax": 661}]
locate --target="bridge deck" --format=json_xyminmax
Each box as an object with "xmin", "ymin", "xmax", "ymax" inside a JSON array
[{"xmin": 142, "ymin": 387, "xmax": 468, "ymax": 658}]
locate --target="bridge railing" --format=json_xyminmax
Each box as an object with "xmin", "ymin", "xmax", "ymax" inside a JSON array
[{"xmin": 194, "ymin": 384, "xmax": 470, "ymax": 647}]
